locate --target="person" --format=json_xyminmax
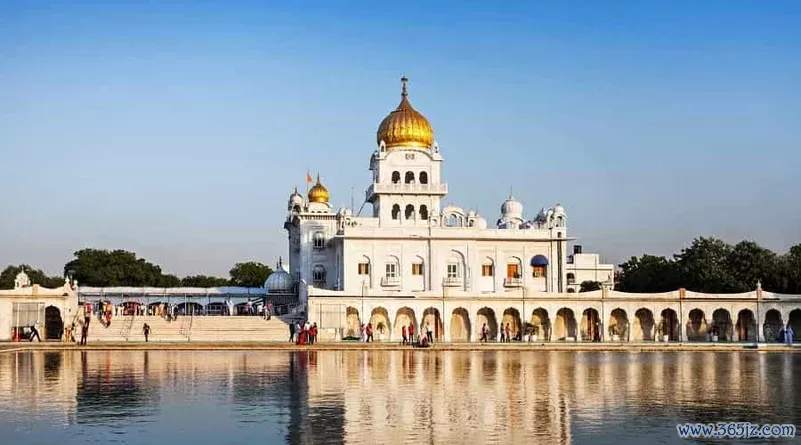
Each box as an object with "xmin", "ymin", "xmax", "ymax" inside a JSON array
[
  {"xmin": 408, "ymin": 323, "xmax": 415, "ymax": 344},
  {"xmin": 265, "ymin": 302, "xmax": 273, "ymax": 321},
  {"xmin": 366, "ymin": 323, "xmax": 374, "ymax": 342},
  {"xmin": 786, "ymin": 325, "xmax": 794, "ymax": 345},
  {"xmin": 289, "ymin": 322, "xmax": 296, "ymax": 342},
  {"xmin": 81, "ymin": 312, "xmax": 90, "ymax": 345},
  {"xmin": 29, "ymin": 325, "xmax": 41, "ymax": 342},
  {"xmin": 480, "ymin": 323, "xmax": 488, "ymax": 343},
  {"xmin": 309, "ymin": 323, "xmax": 317, "ymax": 345},
  {"xmin": 143, "ymin": 323, "xmax": 151, "ymax": 342},
  {"xmin": 500, "ymin": 325, "xmax": 506, "ymax": 342},
  {"xmin": 425, "ymin": 322, "xmax": 433, "ymax": 343},
  {"xmin": 401, "ymin": 325, "xmax": 408, "ymax": 345}
]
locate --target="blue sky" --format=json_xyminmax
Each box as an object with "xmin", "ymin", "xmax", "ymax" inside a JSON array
[{"xmin": 1, "ymin": 0, "xmax": 800, "ymax": 277}]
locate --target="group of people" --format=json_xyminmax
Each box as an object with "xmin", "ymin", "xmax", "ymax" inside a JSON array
[
  {"xmin": 778, "ymin": 326, "xmax": 795, "ymax": 345},
  {"xmin": 289, "ymin": 320, "xmax": 318, "ymax": 345},
  {"xmin": 399, "ymin": 322, "xmax": 433, "ymax": 347}
]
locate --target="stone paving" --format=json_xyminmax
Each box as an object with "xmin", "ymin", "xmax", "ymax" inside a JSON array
[{"xmin": 0, "ymin": 341, "xmax": 798, "ymax": 353}]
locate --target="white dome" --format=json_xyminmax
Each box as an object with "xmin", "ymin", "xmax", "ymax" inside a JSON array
[
  {"xmin": 287, "ymin": 187, "xmax": 304, "ymax": 211},
  {"xmin": 474, "ymin": 217, "xmax": 488, "ymax": 229},
  {"xmin": 501, "ymin": 195, "xmax": 523, "ymax": 218},
  {"xmin": 265, "ymin": 258, "xmax": 293, "ymax": 293},
  {"xmin": 553, "ymin": 203, "xmax": 565, "ymax": 215}
]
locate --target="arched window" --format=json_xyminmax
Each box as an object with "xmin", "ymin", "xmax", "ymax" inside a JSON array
[
  {"xmin": 419, "ymin": 205, "xmax": 428, "ymax": 220},
  {"xmin": 391, "ymin": 204, "xmax": 401, "ymax": 220},
  {"xmin": 567, "ymin": 273, "xmax": 576, "ymax": 285},
  {"xmin": 313, "ymin": 232, "xmax": 325, "ymax": 249},
  {"xmin": 481, "ymin": 258, "xmax": 494, "ymax": 277},
  {"xmin": 391, "ymin": 171, "xmax": 401, "ymax": 184},
  {"xmin": 404, "ymin": 171, "xmax": 415, "ymax": 184},
  {"xmin": 312, "ymin": 265, "xmax": 326, "ymax": 285},
  {"xmin": 445, "ymin": 214, "xmax": 462, "ymax": 227},
  {"xmin": 405, "ymin": 204, "xmax": 415, "ymax": 219},
  {"xmin": 419, "ymin": 171, "xmax": 428, "ymax": 184}
]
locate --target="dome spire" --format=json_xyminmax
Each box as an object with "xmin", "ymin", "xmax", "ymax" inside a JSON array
[
  {"xmin": 376, "ymin": 76, "xmax": 434, "ymax": 148},
  {"xmin": 401, "ymin": 75, "xmax": 408, "ymax": 98}
]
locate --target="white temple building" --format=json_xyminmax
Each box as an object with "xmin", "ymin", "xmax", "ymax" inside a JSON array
[{"xmin": 287, "ymin": 77, "xmax": 614, "ymax": 341}]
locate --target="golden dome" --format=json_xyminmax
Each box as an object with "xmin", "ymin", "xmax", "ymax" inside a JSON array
[
  {"xmin": 376, "ymin": 76, "xmax": 434, "ymax": 149},
  {"xmin": 308, "ymin": 173, "xmax": 330, "ymax": 203}
]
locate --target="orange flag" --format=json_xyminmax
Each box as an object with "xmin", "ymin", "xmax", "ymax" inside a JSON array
[{"xmin": 306, "ymin": 171, "xmax": 313, "ymax": 183}]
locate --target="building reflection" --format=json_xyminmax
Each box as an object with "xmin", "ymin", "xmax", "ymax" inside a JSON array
[{"xmin": 0, "ymin": 350, "xmax": 798, "ymax": 444}]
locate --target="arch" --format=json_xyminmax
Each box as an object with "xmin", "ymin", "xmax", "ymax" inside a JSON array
[
  {"xmin": 567, "ymin": 272, "xmax": 576, "ymax": 285},
  {"xmin": 530, "ymin": 308, "xmax": 550, "ymax": 341},
  {"xmin": 312, "ymin": 231, "xmax": 326, "ymax": 249},
  {"xmin": 391, "ymin": 204, "xmax": 400, "ymax": 220},
  {"xmin": 345, "ymin": 307, "xmax": 361, "ymax": 338},
  {"xmin": 608, "ymin": 308, "xmax": 629, "ymax": 341},
  {"xmin": 450, "ymin": 308, "xmax": 471, "ymax": 342},
  {"xmin": 566, "ymin": 288, "xmax": 576, "ymax": 293},
  {"xmin": 404, "ymin": 204, "xmax": 415, "ymax": 220},
  {"xmin": 421, "ymin": 307, "xmax": 443, "ymax": 341},
  {"xmin": 394, "ymin": 307, "xmax": 418, "ymax": 340},
  {"xmin": 476, "ymin": 307, "xmax": 498, "ymax": 340},
  {"xmin": 312, "ymin": 264, "xmax": 326, "ymax": 285},
  {"xmin": 391, "ymin": 171, "xmax": 401, "ymax": 184},
  {"xmin": 44, "ymin": 306, "xmax": 63, "ymax": 340},
  {"xmin": 734, "ymin": 309, "xmax": 757, "ymax": 342},
  {"xmin": 383, "ymin": 255, "xmax": 400, "ymax": 281},
  {"xmin": 555, "ymin": 308, "xmax": 577, "ymax": 340},
  {"xmin": 370, "ymin": 307, "xmax": 391, "ymax": 341},
  {"xmin": 763, "ymin": 309, "xmax": 783, "ymax": 342},
  {"xmin": 404, "ymin": 171, "xmax": 415, "ymax": 184},
  {"xmin": 445, "ymin": 250, "xmax": 466, "ymax": 285},
  {"xmin": 711, "ymin": 309, "xmax": 733, "ymax": 341},
  {"xmin": 788, "ymin": 309, "xmax": 801, "ymax": 342},
  {"xmin": 419, "ymin": 171, "xmax": 428, "ymax": 184},
  {"xmin": 633, "ymin": 308, "xmax": 655, "ymax": 341},
  {"xmin": 659, "ymin": 308, "xmax": 680, "ymax": 341},
  {"xmin": 419, "ymin": 205, "xmax": 428, "ymax": 220},
  {"xmin": 580, "ymin": 308, "xmax": 600, "ymax": 342},
  {"xmin": 444, "ymin": 213, "xmax": 463, "ymax": 227},
  {"xmin": 501, "ymin": 308, "xmax": 522, "ymax": 341},
  {"xmin": 686, "ymin": 309, "xmax": 707, "ymax": 341}
]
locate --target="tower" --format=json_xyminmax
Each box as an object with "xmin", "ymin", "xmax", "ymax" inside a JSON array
[{"xmin": 366, "ymin": 77, "xmax": 447, "ymax": 224}]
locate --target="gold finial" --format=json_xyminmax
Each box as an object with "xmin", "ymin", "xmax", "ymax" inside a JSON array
[
  {"xmin": 401, "ymin": 76, "xmax": 408, "ymax": 97},
  {"xmin": 316, "ymin": 172, "xmax": 321, "ymax": 184}
]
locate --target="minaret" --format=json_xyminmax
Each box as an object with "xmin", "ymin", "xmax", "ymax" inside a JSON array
[{"xmin": 368, "ymin": 77, "xmax": 447, "ymax": 223}]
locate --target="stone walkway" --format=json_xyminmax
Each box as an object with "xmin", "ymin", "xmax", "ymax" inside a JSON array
[{"xmin": 0, "ymin": 341, "xmax": 798, "ymax": 353}]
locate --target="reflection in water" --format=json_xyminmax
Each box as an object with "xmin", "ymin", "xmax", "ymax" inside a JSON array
[{"xmin": 0, "ymin": 350, "xmax": 798, "ymax": 444}]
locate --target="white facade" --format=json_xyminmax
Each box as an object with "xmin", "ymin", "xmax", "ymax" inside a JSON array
[{"xmin": 284, "ymin": 78, "xmax": 614, "ymax": 307}]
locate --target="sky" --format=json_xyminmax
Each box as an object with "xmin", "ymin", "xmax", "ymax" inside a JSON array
[{"xmin": 1, "ymin": 0, "xmax": 800, "ymax": 277}]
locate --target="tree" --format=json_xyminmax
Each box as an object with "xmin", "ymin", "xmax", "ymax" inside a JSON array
[
  {"xmin": 0, "ymin": 264, "xmax": 64, "ymax": 289},
  {"xmin": 616, "ymin": 254, "xmax": 680, "ymax": 293},
  {"xmin": 674, "ymin": 237, "xmax": 740, "ymax": 293},
  {"xmin": 579, "ymin": 281, "xmax": 602, "ymax": 292},
  {"xmin": 181, "ymin": 275, "xmax": 230, "ymax": 287},
  {"xmin": 228, "ymin": 262, "xmax": 273, "ymax": 287},
  {"xmin": 64, "ymin": 249, "xmax": 166, "ymax": 287}
]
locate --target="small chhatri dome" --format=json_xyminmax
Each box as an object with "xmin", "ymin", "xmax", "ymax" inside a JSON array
[
  {"xmin": 376, "ymin": 76, "xmax": 434, "ymax": 149},
  {"xmin": 265, "ymin": 257, "xmax": 293, "ymax": 293},
  {"xmin": 501, "ymin": 195, "xmax": 523, "ymax": 218},
  {"xmin": 288, "ymin": 186, "xmax": 304, "ymax": 211},
  {"xmin": 308, "ymin": 173, "xmax": 330, "ymax": 203}
]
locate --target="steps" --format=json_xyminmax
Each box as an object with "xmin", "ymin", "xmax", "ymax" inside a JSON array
[{"xmin": 85, "ymin": 315, "xmax": 298, "ymax": 343}]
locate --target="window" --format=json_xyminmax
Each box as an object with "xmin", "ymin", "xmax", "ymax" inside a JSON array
[
  {"xmin": 405, "ymin": 153, "xmax": 415, "ymax": 160},
  {"xmin": 482, "ymin": 264, "xmax": 493, "ymax": 276},
  {"xmin": 312, "ymin": 265, "xmax": 326, "ymax": 284},
  {"xmin": 391, "ymin": 171, "xmax": 400, "ymax": 184},
  {"xmin": 358, "ymin": 263, "xmax": 370, "ymax": 275},
  {"xmin": 532, "ymin": 266, "xmax": 546, "ymax": 278},
  {"xmin": 419, "ymin": 205, "xmax": 428, "ymax": 220},
  {"xmin": 419, "ymin": 171, "xmax": 428, "ymax": 184},
  {"xmin": 391, "ymin": 204, "xmax": 400, "ymax": 220},
  {"xmin": 385, "ymin": 262, "xmax": 398, "ymax": 278},
  {"xmin": 313, "ymin": 232, "xmax": 325, "ymax": 249},
  {"xmin": 404, "ymin": 171, "xmax": 415, "ymax": 184},
  {"xmin": 506, "ymin": 264, "xmax": 520, "ymax": 279},
  {"xmin": 567, "ymin": 288, "xmax": 576, "ymax": 293},
  {"xmin": 405, "ymin": 204, "xmax": 415, "ymax": 220},
  {"xmin": 447, "ymin": 264, "xmax": 458, "ymax": 279},
  {"xmin": 567, "ymin": 273, "xmax": 575, "ymax": 285},
  {"xmin": 412, "ymin": 263, "xmax": 424, "ymax": 275}
]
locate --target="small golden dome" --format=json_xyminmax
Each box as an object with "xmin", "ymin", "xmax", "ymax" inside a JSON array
[
  {"xmin": 376, "ymin": 76, "xmax": 434, "ymax": 149},
  {"xmin": 308, "ymin": 174, "xmax": 330, "ymax": 203}
]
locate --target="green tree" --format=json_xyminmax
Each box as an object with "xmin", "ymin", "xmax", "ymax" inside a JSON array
[
  {"xmin": 181, "ymin": 275, "xmax": 230, "ymax": 287},
  {"xmin": 616, "ymin": 254, "xmax": 680, "ymax": 292},
  {"xmin": 579, "ymin": 281, "xmax": 602, "ymax": 292},
  {"xmin": 674, "ymin": 237, "xmax": 740, "ymax": 293},
  {"xmin": 0, "ymin": 264, "xmax": 64, "ymax": 289},
  {"xmin": 64, "ymin": 249, "xmax": 166, "ymax": 287},
  {"xmin": 727, "ymin": 240, "xmax": 781, "ymax": 292},
  {"xmin": 157, "ymin": 274, "xmax": 182, "ymax": 288},
  {"xmin": 228, "ymin": 262, "xmax": 273, "ymax": 287},
  {"xmin": 781, "ymin": 243, "xmax": 801, "ymax": 294}
]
